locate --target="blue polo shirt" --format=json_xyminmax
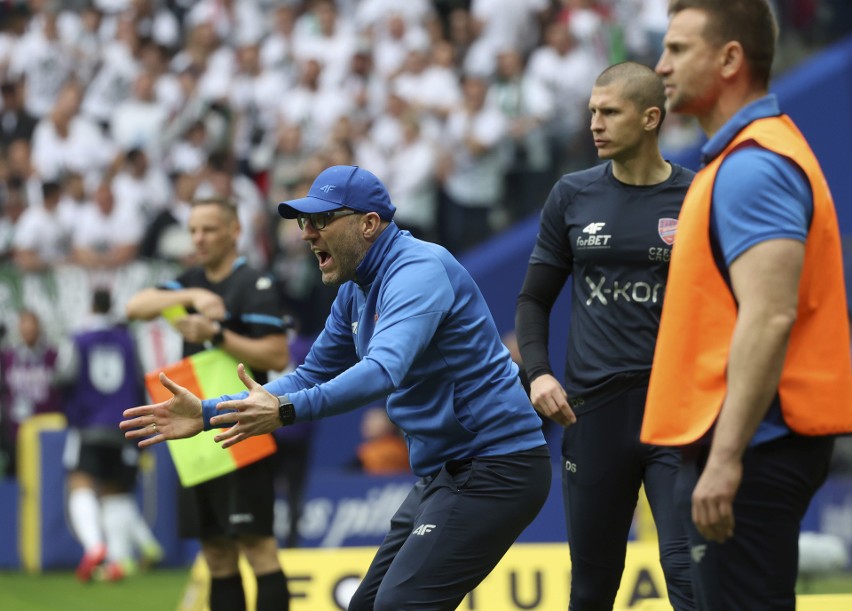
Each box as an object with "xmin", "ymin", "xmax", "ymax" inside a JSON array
[{"xmin": 703, "ymin": 94, "xmax": 813, "ymax": 445}]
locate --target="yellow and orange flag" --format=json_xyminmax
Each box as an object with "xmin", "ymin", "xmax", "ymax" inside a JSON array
[{"xmin": 145, "ymin": 349, "xmax": 277, "ymax": 487}]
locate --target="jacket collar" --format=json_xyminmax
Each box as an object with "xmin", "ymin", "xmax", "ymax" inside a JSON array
[{"xmin": 355, "ymin": 222, "xmax": 399, "ymax": 287}]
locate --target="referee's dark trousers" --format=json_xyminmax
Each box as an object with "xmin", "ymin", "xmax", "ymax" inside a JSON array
[{"xmin": 348, "ymin": 446, "xmax": 551, "ymax": 611}]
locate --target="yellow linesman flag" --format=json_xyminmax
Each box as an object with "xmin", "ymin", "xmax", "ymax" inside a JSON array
[{"xmin": 145, "ymin": 349, "xmax": 276, "ymax": 487}]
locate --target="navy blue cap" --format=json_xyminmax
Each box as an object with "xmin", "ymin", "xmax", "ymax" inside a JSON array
[{"xmin": 278, "ymin": 165, "xmax": 396, "ymax": 221}]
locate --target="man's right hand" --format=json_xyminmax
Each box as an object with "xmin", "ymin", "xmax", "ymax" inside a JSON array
[
  {"xmin": 529, "ymin": 373, "xmax": 576, "ymax": 427},
  {"xmin": 120, "ymin": 373, "xmax": 204, "ymax": 448}
]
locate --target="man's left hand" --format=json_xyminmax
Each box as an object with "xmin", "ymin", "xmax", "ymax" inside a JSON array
[
  {"xmin": 691, "ymin": 454, "xmax": 742, "ymax": 543},
  {"xmin": 211, "ymin": 364, "xmax": 281, "ymax": 448}
]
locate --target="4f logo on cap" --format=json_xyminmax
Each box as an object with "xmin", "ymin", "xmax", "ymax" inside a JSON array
[{"xmin": 319, "ymin": 184, "xmax": 336, "ymax": 193}]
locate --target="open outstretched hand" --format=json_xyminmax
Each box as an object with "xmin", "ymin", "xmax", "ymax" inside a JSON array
[
  {"xmin": 210, "ymin": 364, "xmax": 282, "ymax": 449},
  {"xmin": 119, "ymin": 372, "xmax": 204, "ymax": 448}
]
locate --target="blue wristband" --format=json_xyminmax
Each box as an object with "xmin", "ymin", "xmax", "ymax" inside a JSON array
[
  {"xmin": 201, "ymin": 399, "xmax": 236, "ymax": 431},
  {"xmin": 201, "ymin": 400, "xmax": 218, "ymax": 431}
]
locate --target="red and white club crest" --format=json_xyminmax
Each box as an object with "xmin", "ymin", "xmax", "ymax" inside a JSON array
[{"xmin": 658, "ymin": 218, "xmax": 678, "ymax": 246}]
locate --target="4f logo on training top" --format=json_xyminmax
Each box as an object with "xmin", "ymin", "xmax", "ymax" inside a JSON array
[
  {"xmin": 658, "ymin": 218, "xmax": 678, "ymax": 245},
  {"xmin": 577, "ymin": 222, "xmax": 612, "ymax": 248},
  {"xmin": 412, "ymin": 524, "xmax": 436, "ymax": 536},
  {"xmin": 319, "ymin": 184, "xmax": 336, "ymax": 193}
]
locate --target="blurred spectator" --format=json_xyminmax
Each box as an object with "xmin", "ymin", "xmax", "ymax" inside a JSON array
[
  {"xmin": 0, "ymin": 80, "xmax": 37, "ymax": 150},
  {"xmin": 58, "ymin": 287, "xmax": 162, "ymax": 582},
  {"xmin": 439, "ymin": 73, "xmax": 507, "ymax": 253},
  {"xmin": 292, "ymin": 0, "xmax": 357, "ymax": 87},
  {"xmin": 6, "ymin": 138, "xmax": 43, "ymax": 208},
  {"xmin": 185, "ymin": 20, "xmax": 236, "ymax": 106},
  {"xmin": 229, "ymin": 42, "xmax": 289, "ymax": 176},
  {"xmin": 556, "ymin": 0, "xmax": 616, "ymax": 65},
  {"xmin": 267, "ymin": 123, "xmax": 311, "ymax": 206},
  {"xmin": 56, "ymin": 171, "xmax": 91, "ymax": 233},
  {"xmin": 160, "ymin": 55, "xmax": 232, "ymax": 164},
  {"xmin": 354, "ymin": 406, "xmax": 411, "ymax": 476},
  {"xmin": 0, "ymin": 310, "xmax": 62, "ymax": 477},
  {"xmin": 120, "ymin": 0, "xmax": 181, "ymax": 51},
  {"xmin": 0, "ymin": 179, "xmax": 27, "ymax": 263},
  {"xmin": 69, "ymin": 176, "xmax": 143, "ymax": 269},
  {"xmin": 393, "ymin": 45, "xmax": 460, "ymax": 129},
  {"xmin": 617, "ymin": 0, "xmax": 670, "ymax": 66},
  {"xmin": 368, "ymin": 87, "xmax": 409, "ymax": 161},
  {"xmin": 446, "ymin": 7, "xmax": 477, "ymax": 69},
  {"xmin": 139, "ymin": 168, "xmax": 198, "ymax": 264},
  {"xmin": 0, "ymin": 5, "xmax": 28, "ymax": 78},
  {"xmin": 166, "ymin": 118, "xmax": 210, "ymax": 174},
  {"xmin": 384, "ymin": 113, "xmax": 438, "ymax": 242},
  {"xmin": 355, "ymin": 0, "xmax": 434, "ymax": 33},
  {"xmin": 469, "ymin": 0, "xmax": 550, "ymax": 66},
  {"xmin": 489, "ymin": 47, "xmax": 554, "ymax": 222},
  {"xmin": 278, "ymin": 57, "xmax": 353, "ymax": 153},
  {"xmin": 112, "ymin": 147, "xmax": 171, "ymax": 221},
  {"xmin": 259, "ymin": 4, "xmax": 298, "ymax": 77},
  {"xmin": 111, "ymin": 70, "xmax": 170, "ymax": 163},
  {"xmin": 527, "ymin": 22, "xmax": 604, "ymax": 174},
  {"xmin": 31, "ymin": 80, "xmax": 118, "ymax": 185},
  {"xmin": 64, "ymin": 1, "xmax": 103, "ymax": 84},
  {"xmin": 417, "ymin": 39, "xmax": 463, "ymax": 124},
  {"xmin": 320, "ymin": 118, "xmax": 358, "ymax": 168},
  {"xmin": 12, "ymin": 180, "xmax": 71, "ymax": 273},
  {"xmin": 7, "ymin": 2, "xmax": 75, "ymax": 118},
  {"xmin": 81, "ymin": 12, "xmax": 141, "ymax": 128},
  {"xmin": 340, "ymin": 42, "xmax": 387, "ymax": 131},
  {"xmin": 371, "ymin": 12, "xmax": 430, "ymax": 81},
  {"xmin": 185, "ymin": 0, "xmax": 265, "ymax": 49}
]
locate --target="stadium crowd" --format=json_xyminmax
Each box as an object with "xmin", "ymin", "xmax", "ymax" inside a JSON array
[{"xmin": 1, "ymin": 0, "xmax": 848, "ymax": 278}]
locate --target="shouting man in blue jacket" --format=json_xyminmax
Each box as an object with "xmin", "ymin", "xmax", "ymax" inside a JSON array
[{"xmin": 121, "ymin": 165, "xmax": 551, "ymax": 611}]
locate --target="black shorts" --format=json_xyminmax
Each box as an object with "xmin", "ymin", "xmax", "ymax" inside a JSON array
[
  {"xmin": 62, "ymin": 427, "xmax": 140, "ymax": 490},
  {"xmin": 178, "ymin": 454, "xmax": 276, "ymax": 540}
]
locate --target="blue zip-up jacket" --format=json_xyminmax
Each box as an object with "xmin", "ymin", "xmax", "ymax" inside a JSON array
[{"xmin": 202, "ymin": 224, "xmax": 545, "ymax": 476}]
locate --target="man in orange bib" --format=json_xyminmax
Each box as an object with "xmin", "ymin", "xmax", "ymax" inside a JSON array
[{"xmin": 643, "ymin": 2, "xmax": 852, "ymax": 609}]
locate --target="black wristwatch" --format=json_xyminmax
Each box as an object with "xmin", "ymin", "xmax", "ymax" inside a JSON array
[{"xmin": 277, "ymin": 396, "xmax": 295, "ymax": 426}]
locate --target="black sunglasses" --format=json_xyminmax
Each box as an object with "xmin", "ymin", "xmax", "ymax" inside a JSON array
[{"xmin": 295, "ymin": 209, "xmax": 358, "ymax": 230}]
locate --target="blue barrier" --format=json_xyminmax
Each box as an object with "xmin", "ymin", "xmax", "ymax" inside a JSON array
[
  {"xmin": 0, "ymin": 479, "xmax": 19, "ymax": 569},
  {"xmin": 10, "ymin": 426, "xmax": 852, "ymax": 571}
]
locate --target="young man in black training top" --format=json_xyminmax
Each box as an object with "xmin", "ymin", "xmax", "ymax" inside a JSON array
[{"xmin": 516, "ymin": 62, "xmax": 696, "ymax": 611}]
